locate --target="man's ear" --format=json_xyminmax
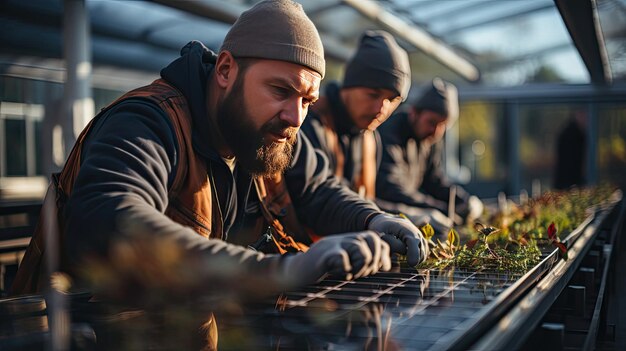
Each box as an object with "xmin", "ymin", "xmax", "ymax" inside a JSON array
[{"xmin": 214, "ymin": 51, "xmax": 238, "ymax": 89}]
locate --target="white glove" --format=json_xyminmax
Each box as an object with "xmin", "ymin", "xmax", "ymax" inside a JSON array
[
  {"xmin": 280, "ymin": 231, "xmax": 391, "ymax": 286},
  {"xmin": 406, "ymin": 208, "xmax": 454, "ymax": 239},
  {"xmin": 367, "ymin": 213, "xmax": 429, "ymax": 266},
  {"xmin": 467, "ymin": 195, "xmax": 484, "ymax": 222}
]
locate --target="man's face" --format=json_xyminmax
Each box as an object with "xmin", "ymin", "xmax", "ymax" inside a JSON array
[
  {"xmin": 412, "ymin": 109, "xmax": 448, "ymax": 143},
  {"xmin": 342, "ymin": 87, "xmax": 402, "ymax": 131},
  {"xmin": 217, "ymin": 59, "xmax": 321, "ymax": 176}
]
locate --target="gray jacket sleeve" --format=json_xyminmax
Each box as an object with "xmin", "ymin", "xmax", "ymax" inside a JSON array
[
  {"xmin": 284, "ymin": 132, "xmax": 382, "ymax": 235},
  {"xmin": 420, "ymin": 142, "xmax": 470, "ymax": 212},
  {"xmin": 376, "ymin": 140, "xmax": 449, "ymax": 213},
  {"xmin": 64, "ymin": 100, "xmax": 285, "ymax": 299}
]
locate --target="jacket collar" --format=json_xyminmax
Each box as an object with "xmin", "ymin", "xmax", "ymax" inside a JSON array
[
  {"xmin": 395, "ymin": 111, "xmax": 417, "ymax": 144},
  {"xmin": 160, "ymin": 40, "xmax": 223, "ymax": 163},
  {"xmin": 325, "ymin": 82, "xmax": 361, "ymax": 137}
]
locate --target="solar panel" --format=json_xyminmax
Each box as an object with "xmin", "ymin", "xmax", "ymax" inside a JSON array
[
  {"xmin": 218, "ymin": 193, "xmax": 623, "ymax": 351},
  {"xmin": 220, "ymin": 258, "xmax": 551, "ymax": 350}
]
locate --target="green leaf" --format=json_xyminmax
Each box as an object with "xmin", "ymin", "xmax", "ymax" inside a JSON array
[
  {"xmin": 447, "ymin": 228, "xmax": 460, "ymax": 249},
  {"xmin": 421, "ymin": 223, "xmax": 435, "ymax": 241}
]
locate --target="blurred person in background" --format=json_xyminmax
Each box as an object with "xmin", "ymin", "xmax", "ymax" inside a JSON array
[
  {"xmin": 376, "ymin": 78, "xmax": 483, "ymax": 231},
  {"xmin": 553, "ymin": 110, "xmax": 587, "ymax": 189},
  {"xmin": 13, "ymin": 0, "xmax": 428, "ymax": 307}
]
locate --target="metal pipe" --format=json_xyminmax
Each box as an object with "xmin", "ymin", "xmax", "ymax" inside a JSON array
[
  {"xmin": 341, "ymin": 0, "xmax": 480, "ymax": 82},
  {"xmin": 62, "ymin": 0, "xmax": 93, "ymax": 156}
]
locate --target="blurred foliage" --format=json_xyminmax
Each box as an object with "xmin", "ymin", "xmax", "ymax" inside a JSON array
[{"xmin": 458, "ymin": 102, "xmax": 502, "ymax": 181}]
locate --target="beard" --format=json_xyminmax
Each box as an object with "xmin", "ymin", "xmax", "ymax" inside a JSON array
[{"xmin": 217, "ymin": 77, "xmax": 297, "ymax": 177}]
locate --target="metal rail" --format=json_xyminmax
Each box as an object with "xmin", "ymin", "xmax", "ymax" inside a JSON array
[
  {"xmin": 430, "ymin": 213, "xmax": 596, "ymax": 351},
  {"xmin": 582, "ymin": 201, "xmax": 624, "ymax": 350},
  {"xmin": 469, "ymin": 191, "xmax": 622, "ymax": 350}
]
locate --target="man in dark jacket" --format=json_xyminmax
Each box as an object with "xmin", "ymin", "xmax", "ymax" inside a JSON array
[
  {"xmin": 14, "ymin": 0, "xmax": 428, "ymax": 302},
  {"xmin": 300, "ymin": 30, "xmax": 410, "ymax": 200},
  {"xmin": 377, "ymin": 78, "xmax": 483, "ymax": 228}
]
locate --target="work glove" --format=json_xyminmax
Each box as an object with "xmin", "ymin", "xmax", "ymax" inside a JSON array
[
  {"xmin": 466, "ymin": 195, "xmax": 484, "ymax": 223},
  {"xmin": 405, "ymin": 208, "xmax": 454, "ymax": 239},
  {"xmin": 280, "ymin": 231, "xmax": 391, "ymax": 287},
  {"xmin": 367, "ymin": 213, "xmax": 429, "ymax": 266}
]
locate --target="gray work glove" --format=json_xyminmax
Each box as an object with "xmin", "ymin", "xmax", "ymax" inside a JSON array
[
  {"xmin": 280, "ymin": 231, "xmax": 391, "ymax": 287},
  {"xmin": 405, "ymin": 208, "xmax": 454, "ymax": 239},
  {"xmin": 367, "ymin": 213, "xmax": 429, "ymax": 266}
]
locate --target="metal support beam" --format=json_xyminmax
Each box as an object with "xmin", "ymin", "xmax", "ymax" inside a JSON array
[
  {"xmin": 507, "ymin": 102, "xmax": 521, "ymax": 195},
  {"xmin": 341, "ymin": 0, "xmax": 480, "ymax": 82},
  {"xmin": 440, "ymin": 2, "xmax": 554, "ymax": 37},
  {"xmin": 586, "ymin": 102, "xmax": 598, "ymax": 185},
  {"xmin": 151, "ymin": 0, "xmax": 241, "ymax": 24},
  {"xmin": 420, "ymin": 0, "xmax": 497, "ymax": 22},
  {"xmin": 62, "ymin": 0, "xmax": 94, "ymax": 157},
  {"xmin": 554, "ymin": 0, "xmax": 612, "ymax": 84}
]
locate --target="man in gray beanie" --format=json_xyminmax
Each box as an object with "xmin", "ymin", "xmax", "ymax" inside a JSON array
[
  {"xmin": 301, "ymin": 30, "xmax": 410, "ymax": 201},
  {"xmin": 376, "ymin": 78, "xmax": 484, "ymax": 234},
  {"xmin": 14, "ymin": 2, "xmax": 427, "ymax": 338},
  {"xmin": 300, "ymin": 30, "xmax": 428, "ymax": 253}
]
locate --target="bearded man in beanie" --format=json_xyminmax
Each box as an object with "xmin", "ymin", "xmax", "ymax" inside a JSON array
[
  {"xmin": 376, "ymin": 78, "xmax": 484, "ymax": 229},
  {"xmin": 13, "ymin": 0, "xmax": 428, "ymax": 307}
]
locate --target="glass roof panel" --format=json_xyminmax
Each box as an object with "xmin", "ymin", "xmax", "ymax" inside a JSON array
[
  {"xmin": 388, "ymin": 0, "xmax": 587, "ymax": 85},
  {"xmin": 597, "ymin": 0, "xmax": 626, "ymax": 80},
  {"xmin": 3, "ymin": 0, "xmax": 620, "ymax": 85},
  {"xmin": 295, "ymin": 0, "xmax": 595, "ymax": 85}
]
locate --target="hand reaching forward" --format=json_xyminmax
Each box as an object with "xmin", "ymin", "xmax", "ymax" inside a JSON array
[
  {"xmin": 368, "ymin": 213, "xmax": 429, "ymax": 266},
  {"xmin": 280, "ymin": 231, "xmax": 391, "ymax": 287}
]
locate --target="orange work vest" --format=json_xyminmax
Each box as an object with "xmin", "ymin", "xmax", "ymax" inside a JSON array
[
  {"xmin": 11, "ymin": 78, "xmax": 307, "ymax": 295},
  {"xmin": 311, "ymin": 98, "xmax": 377, "ymax": 200}
]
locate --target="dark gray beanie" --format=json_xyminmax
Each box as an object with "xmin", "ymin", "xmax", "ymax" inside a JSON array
[
  {"xmin": 220, "ymin": 0, "xmax": 325, "ymax": 78},
  {"xmin": 414, "ymin": 78, "xmax": 458, "ymax": 121},
  {"xmin": 342, "ymin": 30, "xmax": 411, "ymax": 101}
]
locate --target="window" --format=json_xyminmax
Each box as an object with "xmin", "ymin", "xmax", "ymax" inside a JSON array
[
  {"xmin": 518, "ymin": 103, "xmax": 586, "ymax": 192},
  {"xmin": 0, "ymin": 102, "xmax": 44, "ymax": 177},
  {"xmin": 457, "ymin": 101, "xmax": 507, "ymax": 182},
  {"xmin": 4, "ymin": 118, "xmax": 27, "ymax": 176}
]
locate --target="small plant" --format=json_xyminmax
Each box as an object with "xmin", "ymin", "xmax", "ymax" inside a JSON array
[
  {"xmin": 547, "ymin": 222, "xmax": 568, "ymax": 261},
  {"xmin": 470, "ymin": 222, "xmax": 501, "ymax": 257},
  {"xmin": 418, "ymin": 222, "xmax": 541, "ymax": 273},
  {"xmin": 420, "ymin": 223, "xmax": 461, "ymax": 260}
]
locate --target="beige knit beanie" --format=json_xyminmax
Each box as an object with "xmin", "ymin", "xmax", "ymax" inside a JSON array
[{"xmin": 220, "ymin": 0, "xmax": 325, "ymax": 78}]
